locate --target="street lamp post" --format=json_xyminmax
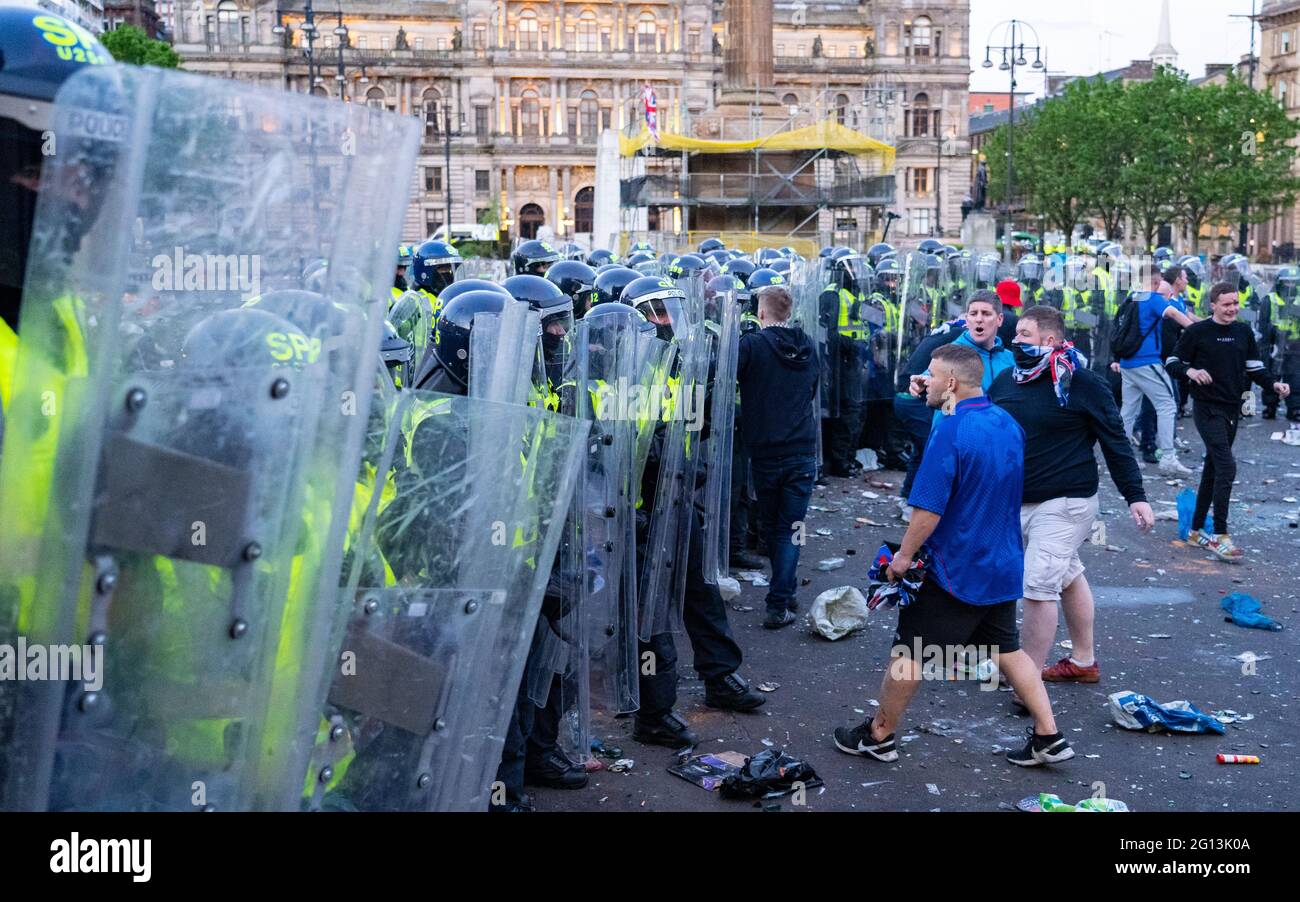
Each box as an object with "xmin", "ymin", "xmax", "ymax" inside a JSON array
[
  {"xmin": 983, "ymin": 20, "xmax": 1044, "ymax": 262},
  {"xmin": 437, "ymin": 102, "xmax": 465, "ymax": 240}
]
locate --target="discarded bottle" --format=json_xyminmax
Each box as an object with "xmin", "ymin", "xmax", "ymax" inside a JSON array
[
  {"xmin": 817, "ymin": 558, "xmax": 846, "ymax": 571},
  {"xmin": 1216, "ymin": 754, "xmax": 1260, "ymax": 765}
]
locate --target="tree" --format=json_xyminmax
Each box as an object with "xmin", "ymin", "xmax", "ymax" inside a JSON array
[
  {"xmin": 984, "ymin": 76, "xmax": 1129, "ymax": 242},
  {"xmin": 101, "ymin": 25, "xmax": 181, "ymax": 68},
  {"xmin": 1121, "ymin": 70, "xmax": 1187, "ymax": 250}
]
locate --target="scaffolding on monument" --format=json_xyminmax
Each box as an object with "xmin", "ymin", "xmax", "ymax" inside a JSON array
[{"xmin": 617, "ymin": 88, "xmax": 897, "ymax": 252}]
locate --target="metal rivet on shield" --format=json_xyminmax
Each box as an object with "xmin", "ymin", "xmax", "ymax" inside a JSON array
[
  {"xmin": 202, "ymin": 804, "xmax": 217, "ymax": 813},
  {"xmin": 604, "ymin": 541, "xmax": 615, "ymax": 552},
  {"xmin": 363, "ymin": 596, "xmax": 379, "ymax": 615},
  {"xmin": 433, "ymin": 718, "xmax": 447, "ymax": 732},
  {"xmin": 242, "ymin": 542, "xmax": 262, "ymax": 562},
  {"xmin": 270, "ymin": 378, "xmax": 291, "ymax": 399},
  {"xmin": 604, "ymin": 507, "xmax": 616, "ymax": 518},
  {"xmin": 78, "ymin": 691, "xmax": 98, "ymax": 712},
  {"xmin": 417, "ymin": 773, "xmax": 431, "ymax": 789},
  {"xmin": 96, "ymin": 572, "xmax": 117, "ymax": 594},
  {"xmin": 606, "ymin": 625, "xmax": 615, "ymax": 637},
  {"xmin": 229, "ymin": 618, "xmax": 248, "ymax": 640},
  {"xmin": 319, "ymin": 766, "xmax": 334, "ymax": 784},
  {"xmin": 88, "ymin": 631, "xmax": 107, "ymax": 646},
  {"xmin": 464, "ymin": 600, "xmax": 479, "ymax": 614},
  {"xmin": 602, "ymin": 434, "xmax": 614, "ymax": 445},
  {"xmin": 330, "ymin": 724, "xmax": 345, "ymax": 742},
  {"xmin": 124, "ymin": 387, "xmax": 147, "ymax": 413}
]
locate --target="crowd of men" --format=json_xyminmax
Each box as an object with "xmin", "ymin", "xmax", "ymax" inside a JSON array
[{"xmin": 0, "ymin": 9, "xmax": 1295, "ymax": 812}]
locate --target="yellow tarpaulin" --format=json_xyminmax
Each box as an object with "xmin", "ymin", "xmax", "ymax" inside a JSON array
[{"xmin": 620, "ymin": 118, "xmax": 895, "ymax": 167}]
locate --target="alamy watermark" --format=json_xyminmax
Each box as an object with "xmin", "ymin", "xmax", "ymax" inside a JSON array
[
  {"xmin": 151, "ymin": 246, "xmax": 262, "ymax": 298},
  {"xmin": 591, "ymin": 376, "xmax": 707, "ymax": 432},
  {"xmin": 0, "ymin": 637, "xmax": 103, "ymax": 691},
  {"xmin": 889, "ymin": 639, "xmax": 1001, "ymax": 691}
]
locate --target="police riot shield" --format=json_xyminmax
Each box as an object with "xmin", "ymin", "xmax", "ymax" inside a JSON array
[
  {"xmin": 388, "ymin": 289, "xmax": 434, "ymax": 384},
  {"xmin": 638, "ymin": 278, "xmax": 708, "ymax": 640},
  {"xmin": 700, "ymin": 279, "xmax": 740, "ymax": 584},
  {"xmin": 0, "ymin": 67, "xmax": 419, "ymax": 811},
  {"xmin": 1040, "ymin": 256, "xmax": 1067, "ymax": 310},
  {"xmin": 304, "ymin": 389, "xmax": 588, "ymax": 811},
  {"xmin": 789, "ymin": 258, "xmax": 827, "ymax": 469},
  {"xmin": 469, "ymin": 303, "xmax": 542, "ymax": 406},
  {"xmin": 576, "ymin": 310, "xmax": 651, "ymax": 718},
  {"xmin": 886, "ymin": 253, "xmax": 931, "ymax": 397},
  {"xmin": 521, "ymin": 308, "xmax": 591, "ymax": 763},
  {"xmin": 941, "ymin": 255, "xmax": 974, "ymax": 326}
]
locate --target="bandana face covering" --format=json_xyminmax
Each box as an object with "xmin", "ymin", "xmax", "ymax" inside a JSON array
[{"xmin": 1012, "ymin": 341, "xmax": 1087, "ymax": 407}]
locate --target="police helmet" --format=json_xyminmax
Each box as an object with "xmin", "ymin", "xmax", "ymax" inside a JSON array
[
  {"xmin": 411, "ymin": 239, "xmax": 462, "ymax": 294},
  {"xmin": 621, "ymin": 275, "xmax": 687, "ymax": 342},
  {"xmin": 511, "ymin": 238, "xmax": 562, "ymax": 276},
  {"xmin": 546, "ymin": 259, "xmax": 598, "ymax": 318},
  {"xmin": 431, "ymin": 289, "xmax": 508, "ymax": 388},
  {"xmin": 593, "ymin": 266, "xmax": 641, "ymax": 307},
  {"xmin": 586, "ymin": 248, "xmax": 617, "ymax": 268}
]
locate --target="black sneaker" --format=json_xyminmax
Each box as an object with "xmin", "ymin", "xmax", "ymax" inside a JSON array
[
  {"xmin": 524, "ymin": 748, "xmax": 589, "ymax": 790},
  {"xmin": 633, "ymin": 711, "xmax": 699, "ymax": 749},
  {"xmin": 1141, "ymin": 450, "xmax": 1159, "ymax": 464},
  {"xmin": 1006, "ymin": 727, "xmax": 1075, "ymax": 766},
  {"xmin": 763, "ymin": 609, "xmax": 797, "ymax": 630},
  {"xmin": 1263, "ymin": 407, "xmax": 1278, "ymax": 421},
  {"xmin": 832, "ymin": 720, "xmax": 899, "ymax": 762},
  {"xmin": 705, "ymin": 672, "xmax": 766, "ymax": 712}
]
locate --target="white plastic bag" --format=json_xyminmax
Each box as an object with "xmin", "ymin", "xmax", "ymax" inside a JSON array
[{"xmin": 809, "ymin": 586, "xmax": 869, "ymax": 640}]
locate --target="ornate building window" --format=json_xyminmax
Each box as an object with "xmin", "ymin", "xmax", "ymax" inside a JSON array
[
  {"xmin": 423, "ymin": 89, "xmax": 442, "ymax": 138},
  {"xmin": 519, "ymin": 10, "xmax": 539, "ymax": 50},
  {"xmin": 577, "ymin": 11, "xmax": 598, "ymax": 52},
  {"xmin": 636, "ymin": 13, "xmax": 657, "ymax": 53},
  {"xmin": 579, "ymin": 90, "xmax": 599, "ymax": 140},
  {"xmin": 908, "ymin": 92, "xmax": 930, "ymax": 137},
  {"xmin": 520, "ymin": 90, "xmax": 541, "ymax": 137},
  {"xmin": 909, "ymin": 16, "xmax": 931, "ymax": 58}
]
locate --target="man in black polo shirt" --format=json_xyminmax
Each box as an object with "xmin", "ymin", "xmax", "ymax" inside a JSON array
[{"xmin": 989, "ymin": 306, "xmax": 1154, "ymax": 700}]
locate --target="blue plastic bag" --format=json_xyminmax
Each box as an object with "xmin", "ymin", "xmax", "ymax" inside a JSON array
[
  {"xmin": 1176, "ymin": 488, "xmax": 1196, "ymax": 541},
  {"xmin": 1220, "ymin": 592, "xmax": 1283, "ymax": 631},
  {"xmin": 1108, "ymin": 691, "xmax": 1226, "ymax": 735}
]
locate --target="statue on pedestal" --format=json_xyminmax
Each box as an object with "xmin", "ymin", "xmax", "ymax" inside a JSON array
[{"xmin": 395, "ymin": 26, "xmax": 409, "ymax": 51}]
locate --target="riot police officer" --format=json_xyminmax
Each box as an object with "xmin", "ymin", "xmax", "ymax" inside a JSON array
[
  {"xmin": 1264, "ymin": 266, "xmax": 1300, "ymax": 421},
  {"xmin": 820, "ymin": 250, "xmax": 872, "ymax": 476},
  {"xmin": 410, "ymin": 239, "xmax": 462, "ymax": 319}
]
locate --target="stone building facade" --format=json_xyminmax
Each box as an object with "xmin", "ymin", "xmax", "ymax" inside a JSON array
[{"xmin": 174, "ymin": 0, "xmax": 969, "ymax": 246}]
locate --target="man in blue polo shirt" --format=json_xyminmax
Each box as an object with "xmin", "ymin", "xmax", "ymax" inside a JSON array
[{"xmin": 833, "ymin": 343, "xmax": 1074, "ymax": 768}]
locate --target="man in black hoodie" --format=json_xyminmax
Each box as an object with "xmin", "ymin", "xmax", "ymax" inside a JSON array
[{"xmin": 737, "ymin": 284, "xmax": 820, "ymax": 628}]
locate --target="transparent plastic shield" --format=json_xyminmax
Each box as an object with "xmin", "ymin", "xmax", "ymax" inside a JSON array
[
  {"xmin": 945, "ymin": 256, "xmax": 975, "ymax": 323},
  {"xmin": 306, "ymin": 390, "xmax": 588, "ymax": 812},
  {"xmin": 469, "ymin": 305, "xmax": 542, "ymax": 406},
  {"xmin": 637, "ymin": 286, "xmax": 707, "ymax": 640},
  {"xmin": 668, "ymin": 281, "xmax": 712, "ymax": 628},
  {"xmin": 891, "ymin": 253, "xmax": 931, "ymax": 392},
  {"xmin": 0, "ymin": 67, "xmax": 418, "ymax": 811},
  {"xmin": 522, "ymin": 315, "xmax": 589, "ymax": 762},
  {"xmin": 577, "ymin": 315, "xmax": 646, "ymax": 716},
  {"xmin": 388, "ymin": 289, "xmax": 434, "ymax": 384},
  {"xmin": 702, "ymin": 287, "xmax": 740, "ymax": 584}
]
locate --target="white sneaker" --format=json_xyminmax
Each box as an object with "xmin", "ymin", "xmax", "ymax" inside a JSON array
[
  {"xmin": 1158, "ymin": 456, "xmax": 1193, "ymax": 476},
  {"xmin": 899, "ymin": 502, "xmax": 912, "ymax": 524}
]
